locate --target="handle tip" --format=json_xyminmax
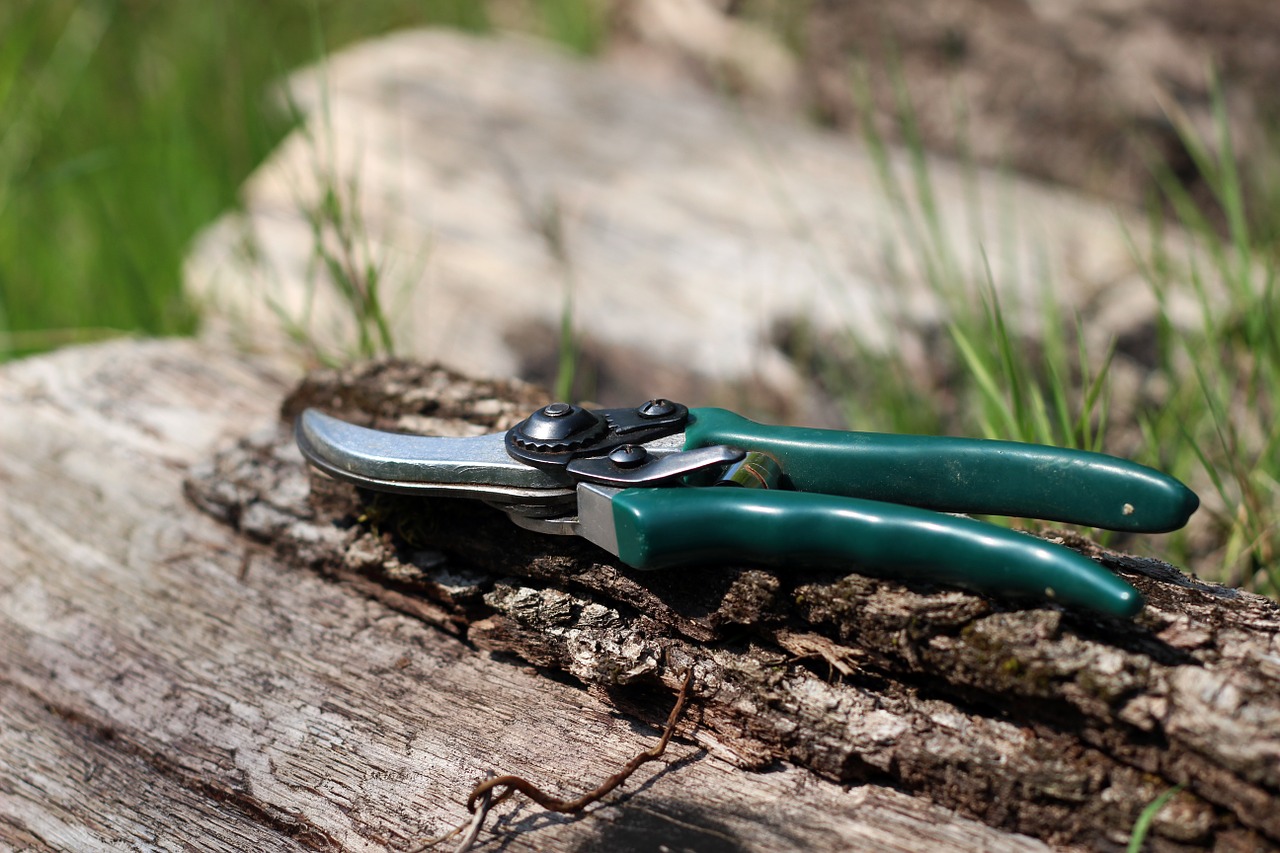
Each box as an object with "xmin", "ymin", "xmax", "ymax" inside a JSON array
[
  {"xmin": 1172, "ymin": 483, "xmax": 1201, "ymax": 529},
  {"xmin": 1107, "ymin": 586, "xmax": 1146, "ymax": 619},
  {"xmin": 1048, "ymin": 577, "xmax": 1145, "ymax": 618},
  {"xmin": 1130, "ymin": 479, "xmax": 1199, "ymax": 533}
]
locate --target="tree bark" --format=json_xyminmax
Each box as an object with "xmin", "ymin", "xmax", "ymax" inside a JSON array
[
  {"xmin": 179, "ymin": 358, "xmax": 1280, "ymax": 852},
  {"xmin": 2, "ymin": 340, "xmax": 1060, "ymax": 853}
]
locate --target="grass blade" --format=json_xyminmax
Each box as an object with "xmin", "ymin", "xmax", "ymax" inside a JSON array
[{"xmin": 1127, "ymin": 784, "xmax": 1183, "ymax": 853}]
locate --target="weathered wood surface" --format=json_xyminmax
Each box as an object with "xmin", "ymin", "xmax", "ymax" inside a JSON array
[
  {"xmin": 178, "ymin": 357, "xmax": 1280, "ymax": 852},
  {"xmin": 0, "ymin": 339, "xmax": 1062, "ymax": 852}
]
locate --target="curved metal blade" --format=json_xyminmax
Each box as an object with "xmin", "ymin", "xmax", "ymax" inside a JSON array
[{"xmin": 295, "ymin": 409, "xmax": 574, "ymax": 506}]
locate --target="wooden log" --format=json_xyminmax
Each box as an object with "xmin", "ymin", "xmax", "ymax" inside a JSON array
[
  {"xmin": 179, "ymin": 357, "xmax": 1280, "ymax": 852},
  {"xmin": 1, "ymin": 340, "xmax": 1055, "ymax": 852}
]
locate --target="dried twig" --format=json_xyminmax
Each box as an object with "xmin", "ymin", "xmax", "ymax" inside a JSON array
[
  {"xmin": 451, "ymin": 780, "xmax": 506, "ymax": 853},
  {"xmin": 466, "ymin": 667, "xmax": 696, "ymax": 814},
  {"xmin": 408, "ymin": 771, "xmax": 512, "ymax": 853},
  {"xmin": 411, "ymin": 669, "xmax": 695, "ymax": 851}
]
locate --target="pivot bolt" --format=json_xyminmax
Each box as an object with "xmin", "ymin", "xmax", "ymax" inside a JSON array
[
  {"xmin": 609, "ymin": 444, "xmax": 648, "ymax": 468},
  {"xmin": 513, "ymin": 403, "xmax": 605, "ymax": 448},
  {"xmin": 638, "ymin": 399, "xmax": 676, "ymax": 418}
]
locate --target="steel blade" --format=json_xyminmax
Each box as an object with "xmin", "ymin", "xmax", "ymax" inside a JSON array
[{"xmin": 295, "ymin": 409, "xmax": 573, "ymax": 505}]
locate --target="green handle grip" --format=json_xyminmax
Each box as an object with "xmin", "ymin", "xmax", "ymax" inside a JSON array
[
  {"xmin": 610, "ymin": 487, "xmax": 1144, "ymax": 618},
  {"xmin": 684, "ymin": 408, "xmax": 1198, "ymax": 533}
]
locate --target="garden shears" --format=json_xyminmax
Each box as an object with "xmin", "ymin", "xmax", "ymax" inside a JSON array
[{"xmin": 295, "ymin": 399, "xmax": 1199, "ymax": 618}]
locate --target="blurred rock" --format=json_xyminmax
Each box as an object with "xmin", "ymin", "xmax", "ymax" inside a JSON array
[
  {"xmin": 185, "ymin": 29, "xmax": 1205, "ymax": 418},
  {"xmin": 608, "ymin": 0, "xmax": 801, "ymax": 105},
  {"xmin": 795, "ymin": 0, "xmax": 1277, "ymax": 207}
]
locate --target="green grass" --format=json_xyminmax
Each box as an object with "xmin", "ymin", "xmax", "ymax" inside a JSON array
[
  {"xmin": 1132, "ymin": 80, "xmax": 1280, "ymax": 589},
  {"xmin": 1127, "ymin": 784, "xmax": 1184, "ymax": 853},
  {"xmin": 811, "ymin": 58, "xmax": 1118, "ymax": 456},
  {"xmin": 0, "ymin": 0, "xmax": 492, "ymax": 359},
  {"xmin": 832, "ymin": 59, "xmax": 1279, "ymax": 593}
]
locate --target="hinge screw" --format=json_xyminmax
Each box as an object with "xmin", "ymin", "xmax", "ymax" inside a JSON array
[
  {"xmin": 638, "ymin": 399, "xmax": 675, "ymax": 418},
  {"xmin": 609, "ymin": 444, "xmax": 648, "ymax": 468}
]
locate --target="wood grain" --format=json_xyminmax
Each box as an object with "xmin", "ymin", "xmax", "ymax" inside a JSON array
[{"xmin": 0, "ymin": 340, "xmax": 1050, "ymax": 852}]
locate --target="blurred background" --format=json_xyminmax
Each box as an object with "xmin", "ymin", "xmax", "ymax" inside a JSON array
[
  {"xmin": 7, "ymin": 0, "xmax": 1280, "ymax": 357},
  {"xmin": 2, "ymin": 0, "xmax": 1276, "ymax": 592}
]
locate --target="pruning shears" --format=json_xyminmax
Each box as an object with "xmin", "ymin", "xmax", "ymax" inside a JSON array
[{"xmin": 295, "ymin": 399, "xmax": 1198, "ymax": 618}]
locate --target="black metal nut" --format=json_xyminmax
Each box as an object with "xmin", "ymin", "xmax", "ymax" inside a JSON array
[
  {"xmin": 608, "ymin": 444, "xmax": 648, "ymax": 468},
  {"xmin": 638, "ymin": 399, "xmax": 676, "ymax": 418},
  {"xmin": 510, "ymin": 403, "xmax": 605, "ymax": 450}
]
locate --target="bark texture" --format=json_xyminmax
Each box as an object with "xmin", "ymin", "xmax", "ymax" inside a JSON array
[{"xmin": 183, "ymin": 358, "xmax": 1280, "ymax": 852}]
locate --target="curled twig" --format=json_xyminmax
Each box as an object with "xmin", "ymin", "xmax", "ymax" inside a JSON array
[
  {"xmin": 409, "ymin": 771, "xmax": 511, "ymax": 853},
  {"xmin": 465, "ymin": 667, "xmax": 696, "ymax": 815},
  {"xmin": 451, "ymin": 782, "xmax": 507, "ymax": 853},
  {"xmin": 412, "ymin": 668, "xmax": 695, "ymax": 851}
]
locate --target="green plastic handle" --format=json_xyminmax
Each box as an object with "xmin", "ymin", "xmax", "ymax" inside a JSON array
[
  {"xmin": 610, "ymin": 487, "xmax": 1144, "ymax": 618},
  {"xmin": 684, "ymin": 408, "xmax": 1198, "ymax": 533}
]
